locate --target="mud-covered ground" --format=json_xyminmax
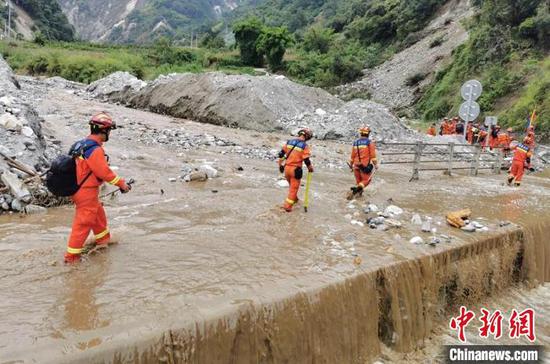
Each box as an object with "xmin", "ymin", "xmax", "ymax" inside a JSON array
[{"xmin": 0, "ymin": 78, "xmax": 549, "ymax": 363}]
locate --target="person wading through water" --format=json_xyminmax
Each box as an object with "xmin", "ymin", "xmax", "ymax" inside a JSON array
[
  {"xmin": 64, "ymin": 112, "xmax": 132, "ymax": 263},
  {"xmin": 347, "ymin": 125, "xmax": 378, "ymax": 200},
  {"xmin": 278, "ymin": 128, "xmax": 314, "ymax": 212}
]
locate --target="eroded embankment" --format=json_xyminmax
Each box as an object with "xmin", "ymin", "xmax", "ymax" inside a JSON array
[{"xmin": 65, "ymin": 221, "xmax": 548, "ymax": 364}]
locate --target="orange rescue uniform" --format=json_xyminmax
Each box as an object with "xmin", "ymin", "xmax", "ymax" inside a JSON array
[
  {"xmin": 466, "ymin": 124, "xmax": 474, "ymax": 144},
  {"xmin": 278, "ymin": 138, "xmax": 312, "ymax": 211},
  {"xmin": 427, "ymin": 126, "xmax": 436, "ymax": 136},
  {"xmin": 350, "ymin": 137, "xmax": 377, "ymax": 189},
  {"xmin": 509, "ymin": 143, "xmax": 532, "ymax": 185},
  {"xmin": 66, "ymin": 134, "xmax": 126, "ymax": 258}
]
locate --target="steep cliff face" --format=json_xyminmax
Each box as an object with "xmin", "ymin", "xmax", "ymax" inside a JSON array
[{"xmin": 57, "ymin": 0, "xmax": 243, "ymax": 43}]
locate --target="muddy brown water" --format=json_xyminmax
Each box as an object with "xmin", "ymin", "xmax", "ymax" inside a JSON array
[{"xmin": 0, "ymin": 88, "xmax": 549, "ymax": 363}]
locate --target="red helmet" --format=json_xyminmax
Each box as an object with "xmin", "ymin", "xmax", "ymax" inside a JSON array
[
  {"xmin": 298, "ymin": 128, "xmax": 313, "ymax": 141},
  {"xmin": 359, "ymin": 125, "xmax": 371, "ymax": 136},
  {"xmin": 90, "ymin": 112, "xmax": 116, "ymax": 130}
]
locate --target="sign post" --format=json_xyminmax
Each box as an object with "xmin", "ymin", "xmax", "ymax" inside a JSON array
[{"xmin": 459, "ymin": 80, "xmax": 483, "ymax": 138}]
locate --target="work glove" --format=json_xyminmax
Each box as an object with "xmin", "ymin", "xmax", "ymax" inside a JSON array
[
  {"xmin": 120, "ymin": 181, "xmax": 132, "ymax": 194},
  {"xmin": 279, "ymin": 165, "xmax": 285, "ymax": 173},
  {"xmin": 307, "ymin": 165, "xmax": 314, "ymax": 173}
]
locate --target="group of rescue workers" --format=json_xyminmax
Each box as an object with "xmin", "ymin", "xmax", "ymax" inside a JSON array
[
  {"xmin": 61, "ymin": 112, "xmax": 536, "ymax": 263},
  {"xmin": 428, "ymin": 117, "xmax": 537, "ymax": 187}
]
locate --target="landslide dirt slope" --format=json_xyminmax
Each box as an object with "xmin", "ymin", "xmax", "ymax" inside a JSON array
[{"xmin": 338, "ymin": 0, "xmax": 473, "ymax": 112}]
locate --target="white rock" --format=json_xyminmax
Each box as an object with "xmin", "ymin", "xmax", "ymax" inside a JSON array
[
  {"xmin": 0, "ymin": 95, "xmax": 14, "ymax": 107},
  {"xmin": 410, "ymin": 236, "xmax": 424, "ymax": 244},
  {"xmin": 461, "ymin": 224, "xmax": 476, "ymax": 232},
  {"xmin": 276, "ymin": 179, "xmax": 289, "ymax": 188},
  {"xmin": 478, "ymin": 227, "xmax": 489, "ymax": 232},
  {"xmin": 367, "ymin": 204, "xmax": 379, "ymax": 213},
  {"xmin": 472, "ymin": 221, "xmax": 484, "ymax": 229},
  {"xmin": 0, "ymin": 113, "xmax": 23, "ymax": 131},
  {"xmin": 351, "ymin": 220, "xmax": 365, "ymax": 227},
  {"xmin": 385, "ymin": 205, "xmax": 404, "ymax": 216},
  {"xmin": 411, "ymin": 213, "xmax": 422, "ymax": 225},
  {"xmin": 168, "ymin": 177, "xmax": 177, "ymax": 182},
  {"xmin": 421, "ymin": 218, "xmax": 432, "ymax": 232},
  {"xmin": 199, "ymin": 164, "xmax": 218, "ymax": 178},
  {"xmin": 20, "ymin": 126, "xmax": 35, "ymax": 138},
  {"xmin": 24, "ymin": 204, "xmax": 47, "ymax": 215},
  {"xmin": 10, "ymin": 199, "xmax": 23, "ymax": 212},
  {"xmin": 315, "ymin": 108, "xmax": 327, "ymax": 116}
]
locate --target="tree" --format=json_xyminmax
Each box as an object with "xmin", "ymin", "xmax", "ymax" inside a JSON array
[
  {"xmin": 303, "ymin": 26, "xmax": 334, "ymax": 54},
  {"xmin": 233, "ymin": 17, "xmax": 265, "ymax": 67},
  {"xmin": 256, "ymin": 26, "xmax": 293, "ymax": 71}
]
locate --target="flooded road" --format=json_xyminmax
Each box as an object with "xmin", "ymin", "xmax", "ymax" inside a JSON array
[{"xmin": 0, "ymin": 85, "xmax": 549, "ymax": 363}]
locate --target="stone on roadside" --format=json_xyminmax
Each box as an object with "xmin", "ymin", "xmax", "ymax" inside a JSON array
[
  {"xmin": 410, "ymin": 236, "xmax": 424, "ymax": 244},
  {"xmin": 411, "ymin": 213, "xmax": 422, "ymax": 225},
  {"xmin": 384, "ymin": 205, "xmax": 404, "ymax": 216},
  {"xmin": 1, "ymin": 169, "xmax": 32, "ymax": 203},
  {"xmin": 385, "ymin": 219, "xmax": 402, "ymax": 228},
  {"xmin": 461, "ymin": 224, "xmax": 476, "ymax": 232},
  {"xmin": 11, "ymin": 199, "xmax": 23, "ymax": 212},
  {"xmin": 0, "ymin": 113, "xmax": 23, "ymax": 131},
  {"xmin": 21, "ymin": 126, "xmax": 35, "ymax": 138},
  {"xmin": 365, "ymin": 204, "xmax": 379, "ymax": 213},
  {"xmin": 351, "ymin": 220, "xmax": 364, "ymax": 227},
  {"xmin": 183, "ymin": 171, "xmax": 208, "ymax": 182},
  {"xmin": 23, "ymin": 204, "xmax": 47, "ymax": 215},
  {"xmin": 199, "ymin": 164, "xmax": 219, "ymax": 179}
]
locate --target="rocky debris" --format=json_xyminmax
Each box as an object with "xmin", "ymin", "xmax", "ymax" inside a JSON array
[
  {"xmin": 88, "ymin": 71, "xmax": 415, "ymax": 141},
  {"xmin": 0, "ymin": 113, "xmax": 23, "ymax": 131},
  {"xmin": 0, "ymin": 55, "xmax": 65, "ymax": 214},
  {"xmin": 384, "ymin": 205, "xmax": 404, "ymax": 217},
  {"xmin": 87, "ymin": 71, "xmax": 146, "ymax": 101},
  {"xmin": 336, "ymin": 0, "xmax": 472, "ymax": 111},
  {"xmin": 0, "ymin": 56, "xmax": 19, "ymax": 94},
  {"xmin": 180, "ymin": 162, "xmax": 220, "ymax": 182}
]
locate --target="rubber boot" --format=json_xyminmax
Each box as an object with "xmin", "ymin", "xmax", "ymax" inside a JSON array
[
  {"xmin": 64, "ymin": 253, "xmax": 81, "ymax": 264},
  {"xmin": 507, "ymin": 176, "xmax": 514, "ymax": 186}
]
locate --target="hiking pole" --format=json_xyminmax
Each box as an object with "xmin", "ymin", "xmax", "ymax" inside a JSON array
[
  {"xmin": 100, "ymin": 178, "xmax": 135, "ymax": 199},
  {"xmin": 304, "ymin": 172, "xmax": 312, "ymax": 213}
]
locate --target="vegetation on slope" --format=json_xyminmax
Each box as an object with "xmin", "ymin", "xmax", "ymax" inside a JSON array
[
  {"xmin": 0, "ymin": 40, "xmax": 254, "ymax": 84},
  {"xmin": 418, "ymin": 0, "xmax": 549, "ymax": 132}
]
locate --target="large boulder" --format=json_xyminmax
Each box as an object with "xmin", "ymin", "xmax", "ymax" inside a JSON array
[{"xmin": 87, "ymin": 71, "xmax": 146, "ymax": 100}]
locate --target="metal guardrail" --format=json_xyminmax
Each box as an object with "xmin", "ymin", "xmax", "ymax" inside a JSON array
[{"xmin": 378, "ymin": 141, "xmax": 505, "ymax": 181}]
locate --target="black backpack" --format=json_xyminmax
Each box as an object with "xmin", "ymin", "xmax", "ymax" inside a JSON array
[{"xmin": 46, "ymin": 139, "xmax": 99, "ymax": 197}]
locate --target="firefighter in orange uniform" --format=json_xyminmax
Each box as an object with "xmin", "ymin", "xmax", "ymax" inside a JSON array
[
  {"xmin": 466, "ymin": 122, "xmax": 474, "ymax": 144},
  {"xmin": 525, "ymin": 126, "xmax": 536, "ymax": 149},
  {"xmin": 498, "ymin": 127, "xmax": 513, "ymax": 157},
  {"xmin": 489, "ymin": 125, "xmax": 500, "ymax": 150},
  {"xmin": 348, "ymin": 126, "xmax": 378, "ymax": 199},
  {"xmin": 65, "ymin": 112, "xmax": 132, "ymax": 263},
  {"xmin": 507, "ymin": 137, "xmax": 533, "ymax": 187},
  {"xmin": 427, "ymin": 123, "xmax": 437, "ymax": 136},
  {"xmin": 278, "ymin": 128, "xmax": 314, "ymax": 212}
]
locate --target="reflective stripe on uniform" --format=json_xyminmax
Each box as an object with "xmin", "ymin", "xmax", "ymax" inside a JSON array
[
  {"xmin": 95, "ymin": 229, "xmax": 110, "ymax": 240},
  {"xmin": 67, "ymin": 246, "xmax": 83, "ymax": 255},
  {"xmin": 285, "ymin": 198, "xmax": 296, "ymax": 205},
  {"xmin": 285, "ymin": 145, "xmax": 304, "ymax": 152},
  {"xmin": 108, "ymin": 176, "xmax": 121, "ymax": 185}
]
